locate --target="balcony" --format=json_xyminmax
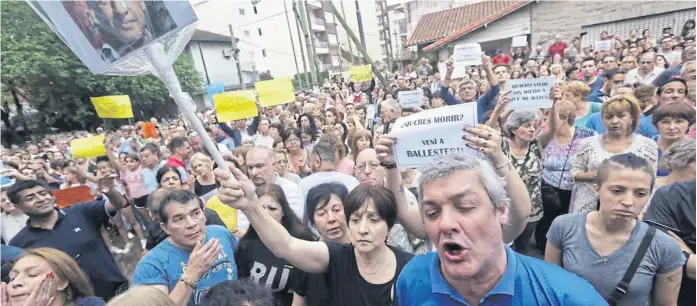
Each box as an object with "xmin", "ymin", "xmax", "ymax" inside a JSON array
[
  {"xmin": 315, "ymin": 41, "xmax": 329, "ymax": 54},
  {"xmin": 308, "ymin": 1, "xmax": 322, "ymax": 9},
  {"xmin": 310, "ymin": 18, "xmax": 325, "ymax": 31},
  {"xmin": 328, "ymin": 34, "xmax": 338, "ymax": 45},
  {"xmin": 241, "ymin": 61, "xmax": 256, "ymax": 72},
  {"xmin": 324, "ymin": 12, "xmax": 335, "ymax": 24}
]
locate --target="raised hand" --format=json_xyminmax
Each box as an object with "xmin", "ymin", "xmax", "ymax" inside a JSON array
[
  {"xmin": 22, "ymin": 274, "xmax": 57, "ymax": 306},
  {"xmin": 375, "ymin": 134, "xmax": 397, "ymax": 165},
  {"xmin": 214, "ymin": 165, "xmax": 257, "ymax": 211},
  {"xmin": 184, "ymin": 239, "xmax": 221, "ymax": 281},
  {"xmin": 463, "ymin": 124, "xmax": 507, "ymax": 167}
]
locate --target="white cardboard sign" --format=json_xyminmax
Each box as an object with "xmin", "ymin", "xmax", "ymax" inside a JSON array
[
  {"xmin": 664, "ymin": 51, "xmax": 682, "ymax": 66},
  {"xmin": 398, "ymin": 89, "xmax": 424, "ymax": 109},
  {"xmin": 595, "ymin": 40, "xmax": 612, "ymax": 51},
  {"xmin": 506, "ymin": 77, "xmax": 556, "ymax": 110},
  {"xmin": 453, "ymin": 43, "xmax": 482, "ymax": 68},
  {"xmin": 511, "ymin": 36, "xmax": 528, "ymax": 47},
  {"xmin": 438, "ymin": 61, "xmax": 467, "ymax": 80},
  {"xmin": 392, "ymin": 103, "xmax": 480, "ymax": 169}
]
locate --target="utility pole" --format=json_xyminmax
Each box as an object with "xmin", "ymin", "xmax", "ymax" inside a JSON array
[
  {"xmin": 293, "ymin": 2, "xmax": 310, "ymax": 88},
  {"xmin": 228, "ymin": 24, "xmax": 246, "ymax": 90},
  {"xmin": 340, "ymin": 0, "xmax": 355, "ymax": 65},
  {"xmin": 284, "ymin": 0, "xmax": 304, "ymax": 89},
  {"xmin": 383, "ymin": 0, "xmax": 394, "ymax": 72},
  {"xmin": 295, "ymin": 0, "xmax": 319, "ymax": 87},
  {"xmin": 354, "ymin": 0, "xmax": 366, "ymax": 64},
  {"xmin": 327, "ymin": 1, "xmax": 389, "ymax": 89}
]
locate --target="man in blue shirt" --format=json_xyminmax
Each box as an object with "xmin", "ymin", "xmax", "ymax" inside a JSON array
[
  {"xmin": 439, "ymin": 55, "xmax": 501, "ymax": 123},
  {"xmin": 7, "ymin": 179, "xmax": 129, "ymax": 301},
  {"xmin": 638, "ymin": 78, "xmax": 689, "ymax": 138},
  {"xmin": 395, "ymin": 154, "xmax": 605, "ymax": 305},
  {"xmin": 132, "ymin": 190, "xmax": 238, "ymax": 306}
]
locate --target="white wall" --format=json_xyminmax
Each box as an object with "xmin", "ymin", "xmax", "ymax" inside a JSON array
[
  {"xmin": 444, "ymin": 6, "xmax": 531, "ymax": 50},
  {"xmin": 331, "ymin": 0, "xmax": 382, "ymax": 69}
]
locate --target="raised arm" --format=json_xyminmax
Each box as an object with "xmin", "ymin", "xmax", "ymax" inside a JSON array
[
  {"xmin": 215, "ymin": 166, "xmax": 330, "ymax": 274},
  {"xmin": 104, "ymin": 136, "xmax": 126, "ymax": 172},
  {"xmin": 537, "ymin": 85, "xmax": 562, "ymax": 148}
]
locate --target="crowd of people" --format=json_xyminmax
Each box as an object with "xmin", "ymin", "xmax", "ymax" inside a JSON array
[{"xmin": 0, "ymin": 20, "xmax": 696, "ymax": 306}]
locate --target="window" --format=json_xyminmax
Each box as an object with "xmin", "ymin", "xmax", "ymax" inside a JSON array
[
  {"xmin": 247, "ymin": 51, "xmax": 255, "ymax": 59},
  {"xmin": 262, "ymin": 49, "xmax": 267, "ymax": 57},
  {"xmin": 258, "ymin": 28, "xmax": 262, "ymax": 36},
  {"xmin": 253, "ymin": 6, "xmax": 258, "ymax": 14},
  {"xmin": 244, "ymin": 30, "xmax": 250, "ymax": 37},
  {"xmin": 239, "ymin": 8, "xmax": 245, "ymax": 15}
]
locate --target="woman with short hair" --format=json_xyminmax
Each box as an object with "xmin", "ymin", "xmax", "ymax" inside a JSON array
[{"xmin": 651, "ymin": 102, "xmax": 696, "ymax": 177}]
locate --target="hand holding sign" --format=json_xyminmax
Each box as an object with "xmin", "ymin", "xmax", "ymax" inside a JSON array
[{"xmin": 506, "ymin": 77, "xmax": 556, "ymax": 110}]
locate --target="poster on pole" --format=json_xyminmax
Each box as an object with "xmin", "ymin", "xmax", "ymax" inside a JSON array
[
  {"xmin": 511, "ymin": 35, "xmax": 528, "ymax": 47},
  {"xmin": 255, "ymin": 78, "xmax": 295, "ymax": 107},
  {"xmin": 28, "ymin": 0, "xmax": 198, "ymax": 74},
  {"xmin": 350, "ymin": 65, "xmax": 372, "ymax": 82},
  {"xmin": 214, "ymin": 91, "xmax": 259, "ymax": 122},
  {"xmin": 392, "ymin": 103, "xmax": 480, "ymax": 169},
  {"xmin": 90, "ymin": 95, "xmax": 134, "ymax": 118},
  {"xmin": 453, "ymin": 43, "xmax": 482, "ymax": 67},
  {"xmin": 397, "ymin": 89, "xmax": 424, "ymax": 109},
  {"xmin": 595, "ymin": 40, "xmax": 612, "ymax": 51},
  {"xmin": 506, "ymin": 77, "xmax": 556, "ymax": 110}
]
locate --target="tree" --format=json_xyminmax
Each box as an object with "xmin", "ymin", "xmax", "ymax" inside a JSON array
[
  {"xmin": 0, "ymin": 1, "xmax": 203, "ymax": 135},
  {"xmin": 259, "ymin": 71, "xmax": 274, "ymax": 80}
]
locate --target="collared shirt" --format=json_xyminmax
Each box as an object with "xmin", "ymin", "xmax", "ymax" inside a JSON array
[
  {"xmin": 624, "ymin": 67, "xmax": 665, "ymax": 85},
  {"xmin": 142, "ymin": 161, "xmax": 166, "ymax": 192},
  {"xmin": 395, "ymin": 245, "xmax": 606, "ymax": 305},
  {"xmin": 9, "ymin": 202, "xmax": 127, "ymax": 299}
]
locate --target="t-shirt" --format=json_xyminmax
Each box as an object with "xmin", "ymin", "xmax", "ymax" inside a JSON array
[
  {"xmin": 547, "ymin": 213, "xmax": 685, "ymax": 306},
  {"xmin": 0, "ymin": 213, "xmax": 29, "ymax": 243},
  {"xmin": 542, "ymin": 127, "xmax": 596, "ymax": 190},
  {"xmin": 323, "ymin": 242, "xmax": 413, "ymax": 306},
  {"xmin": 119, "ymin": 169, "xmax": 149, "ymax": 199},
  {"xmin": 236, "ymin": 236, "xmax": 309, "ymax": 306},
  {"xmin": 132, "ymin": 225, "xmax": 238, "ymax": 306},
  {"xmin": 573, "ymin": 102, "xmax": 602, "ymax": 127}
]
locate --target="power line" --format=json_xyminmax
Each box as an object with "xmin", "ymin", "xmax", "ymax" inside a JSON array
[
  {"xmin": 237, "ymin": 39, "xmax": 299, "ymax": 57},
  {"xmin": 230, "ymin": 0, "xmax": 322, "ymax": 31}
]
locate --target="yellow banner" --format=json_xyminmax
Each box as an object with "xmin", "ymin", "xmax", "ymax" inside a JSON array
[
  {"xmin": 350, "ymin": 64, "xmax": 372, "ymax": 82},
  {"xmin": 90, "ymin": 95, "xmax": 134, "ymax": 119},
  {"xmin": 255, "ymin": 78, "xmax": 295, "ymax": 107},
  {"xmin": 214, "ymin": 90, "xmax": 258, "ymax": 122},
  {"xmin": 70, "ymin": 135, "xmax": 106, "ymax": 159}
]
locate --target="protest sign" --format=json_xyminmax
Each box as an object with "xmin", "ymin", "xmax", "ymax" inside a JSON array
[
  {"xmin": 453, "ymin": 43, "xmax": 482, "ymax": 67},
  {"xmin": 398, "ymin": 89, "xmax": 424, "ymax": 109},
  {"xmin": 506, "ymin": 77, "xmax": 556, "ymax": 110},
  {"xmin": 207, "ymin": 195, "xmax": 238, "ymax": 232},
  {"xmin": 53, "ymin": 186, "xmax": 94, "ymax": 209},
  {"xmin": 70, "ymin": 135, "xmax": 106, "ymax": 159},
  {"xmin": 437, "ymin": 61, "xmax": 467, "ymax": 80},
  {"xmin": 512, "ymin": 35, "xmax": 528, "ymax": 47},
  {"xmin": 214, "ymin": 90, "xmax": 258, "ymax": 122},
  {"xmin": 28, "ymin": 1, "xmax": 197, "ymax": 74},
  {"xmin": 392, "ymin": 103, "xmax": 479, "ymax": 168},
  {"xmin": 90, "ymin": 95, "xmax": 134, "ymax": 118},
  {"xmin": 255, "ymin": 78, "xmax": 295, "ymax": 107},
  {"xmin": 207, "ymin": 83, "xmax": 225, "ymax": 105},
  {"xmin": 350, "ymin": 65, "xmax": 372, "ymax": 82},
  {"xmin": 595, "ymin": 40, "xmax": 612, "ymax": 51},
  {"xmin": 141, "ymin": 122, "xmax": 158, "ymax": 139}
]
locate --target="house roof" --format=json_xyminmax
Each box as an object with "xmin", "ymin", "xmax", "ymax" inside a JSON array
[
  {"xmin": 191, "ymin": 29, "xmax": 231, "ymax": 42},
  {"xmin": 406, "ymin": 1, "xmax": 529, "ymax": 49}
]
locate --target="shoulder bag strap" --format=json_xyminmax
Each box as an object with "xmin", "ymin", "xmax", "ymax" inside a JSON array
[{"xmin": 606, "ymin": 225, "xmax": 657, "ymax": 306}]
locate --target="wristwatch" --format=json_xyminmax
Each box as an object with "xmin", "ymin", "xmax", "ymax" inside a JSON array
[{"xmin": 380, "ymin": 162, "xmax": 397, "ymax": 169}]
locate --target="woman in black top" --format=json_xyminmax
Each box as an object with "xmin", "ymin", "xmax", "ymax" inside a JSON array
[
  {"xmin": 235, "ymin": 184, "xmax": 317, "ymax": 306},
  {"xmin": 190, "ymin": 153, "xmax": 219, "ymax": 202}
]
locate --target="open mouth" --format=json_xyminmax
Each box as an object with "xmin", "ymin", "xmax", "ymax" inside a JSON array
[{"xmin": 443, "ymin": 242, "xmax": 465, "ymax": 255}]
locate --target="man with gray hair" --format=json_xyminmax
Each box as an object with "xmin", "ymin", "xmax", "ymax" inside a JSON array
[
  {"xmin": 625, "ymin": 52, "xmax": 664, "ymax": 85},
  {"xmin": 245, "ymin": 146, "xmax": 304, "ymax": 219},
  {"xmin": 298, "ymin": 140, "xmax": 359, "ymax": 200}
]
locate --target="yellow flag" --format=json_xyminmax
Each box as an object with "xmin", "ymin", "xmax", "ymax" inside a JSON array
[
  {"xmin": 70, "ymin": 135, "xmax": 106, "ymax": 159},
  {"xmin": 350, "ymin": 64, "xmax": 372, "ymax": 82},
  {"xmin": 90, "ymin": 95, "xmax": 134, "ymax": 119},
  {"xmin": 206, "ymin": 195, "xmax": 238, "ymax": 232},
  {"xmin": 255, "ymin": 78, "xmax": 295, "ymax": 107},
  {"xmin": 214, "ymin": 90, "xmax": 258, "ymax": 122}
]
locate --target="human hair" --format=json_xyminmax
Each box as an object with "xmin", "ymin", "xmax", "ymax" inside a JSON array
[
  {"xmin": 334, "ymin": 121, "xmax": 349, "ymax": 143},
  {"xmin": 555, "ymin": 100, "xmax": 578, "ymax": 125},
  {"xmin": 657, "ymin": 78, "xmax": 688, "ymax": 95},
  {"xmin": 15, "ymin": 248, "xmax": 94, "ymax": 303},
  {"xmin": 603, "ymin": 69, "xmax": 622, "ymax": 81},
  {"xmin": 312, "ymin": 140, "xmax": 337, "ymax": 166},
  {"xmin": 146, "ymin": 188, "xmax": 170, "ymax": 217},
  {"xmin": 304, "ymin": 183, "xmax": 349, "ymax": 226},
  {"xmin": 596, "ymin": 153, "xmax": 655, "ymax": 189},
  {"xmin": 202, "ymin": 280, "xmax": 274, "ymax": 306},
  {"xmin": 349, "ymin": 129, "xmax": 373, "ymax": 161},
  {"xmin": 168, "ymin": 137, "xmax": 189, "ymax": 154},
  {"xmin": 457, "ymin": 79, "xmax": 477, "ymax": 90},
  {"xmin": 601, "ymin": 94, "xmax": 642, "ymax": 133},
  {"xmin": 651, "ymin": 101, "xmax": 696, "ymax": 127},
  {"xmin": 158, "ymin": 189, "xmax": 201, "ymax": 224},
  {"xmin": 492, "ymin": 64, "xmax": 509, "ymax": 73},
  {"xmin": 325, "ymin": 107, "xmax": 343, "ymax": 123},
  {"xmin": 6, "ymin": 179, "xmax": 48, "ymax": 205},
  {"xmin": 156, "ymin": 166, "xmax": 182, "ymax": 187},
  {"xmin": 525, "ymin": 70, "xmax": 538, "ymax": 79},
  {"xmin": 297, "ymin": 113, "xmax": 319, "ymax": 137},
  {"xmin": 269, "ymin": 122, "xmax": 284, "ymax": 136},
  {"xmin": 124, "ymin": 153, "xmax": 140, "ymax": 163},
  {"xmin": 300, "ymin": 126, "xmax": 318, "ymax": 143},
  {"xmin": 107, "ymin": 286, "xmax": 175, "ymax": 306},
  {"xmin": 563, "ymin": 81, "xmax": 591, "ymax": 100},
  {"xmin": 505, "ymin": 109, "xmax": 540, "ymax": 138},
  {"xmin": 658, "ymin": 139, "xmax": 696, "ymax": 173},
  {"xmin": 140, "ymin": 143, "xmax": 161, "ymax": 158},
  {"xmin": 682, "ymin": 19, "xmax": 695, "ymax": 37},
  {"xmin": 242, "ymin": 184, "xmax": 316, "ymax": 243},
  {"xmin": 190, "ymin": 152, "xmax": 213, "ymax": 168},
  {"xmin": 343, "ymin": 184, "xmax": 397, "ymax": 229},
  {"xmin": 633, "ymin": 83, "xmax": 657, "ymax": 102},
  {"xmin": 416, "ymin": 153, "xmax": 510, "ymax": 214},
  {"xmin": 581, "ymin": 56, "xmax": 596, "ymax": 65},
  {"xmin": 681, "ymin": 61, "xmax": 696, "ymax": 75},
  {"xmin": 281, "ymin": 127, "xmax": 303, "ymax": 148}
]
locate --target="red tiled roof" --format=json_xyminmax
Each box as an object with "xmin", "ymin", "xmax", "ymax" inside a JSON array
[{"xmin": 406, "ymin": 1, "xmax": 530, "ymax": 50}]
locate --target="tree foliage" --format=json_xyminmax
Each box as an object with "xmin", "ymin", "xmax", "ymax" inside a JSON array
[
  {"xmin": 259, "ymin": 71, "xmax": 274, "ymax": 80},
  {"xmin": 0, "ymin": 1, "xmax": 203, "ymax": 133}
]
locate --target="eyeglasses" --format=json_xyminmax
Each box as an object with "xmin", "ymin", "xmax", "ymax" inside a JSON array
[{"xmin": 355, "ymin": 162, "xmax": 380, "ymax": 172}]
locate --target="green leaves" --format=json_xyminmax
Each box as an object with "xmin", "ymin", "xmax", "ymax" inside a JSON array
[{"xmin": 1, "ymin": 2, "xmax": 203, "ymax": 132}]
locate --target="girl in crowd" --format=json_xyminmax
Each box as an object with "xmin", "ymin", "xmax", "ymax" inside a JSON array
[
  {"xmin": 563, "ymin": 81, "xmax": 602, "ymax": 127},
  {"xmin": 3, "ymin": 248, "xmax": 105, "ymax": 306},
  {"xmin": 651, "ymin": 102, "xmax": 695, "ymax": 176},
  {"xmin": 546, "ymin": 153, "xmax": 684, "ymax": 306},
  {"xmin": 191, "ymin": 153, "xmax": 219, "ymax": 202},
  {"xmin": 682, "ymin": 19, "xmax": 695, "ymax": 39},
  {"xmin": 233, "ymin": 146, "xmax": 251, "ymax": 177},
  {"xmin": 333, "ymin": 122, "xmax": 349, "ymax": 148},
  {"xmin": 539, "ymin": 65, "xmax": 551, "ymax": 77},
  {"xmin": 106, "ymin": 286, "xmax": 175, "ymax": 306},
  {"xmin": 297, "ymin": 114, "xmax": 320, "ymax": 140},
  {"xmin": 656, "ymin": 54, "xmax": 669, "ymax": 69},
  {"xmin": 235, "ymin": 184, "xmax": 317, "ymax": 306},
  {"xmin": 324, "ymin": 108, "xmax": 341, "ymax": 126},
  {"xmin": 550, "ymin": 63, "xmax": 564, "ymax": 81},
  {"xmin": 60, "ymin": 166, "xmax": 87, "ymax": 189},
  {"xmin": 570, "ymin": 95, "xmax": 658, "ymax": 213},
  {"xmin": 348, "ymin": 129, "xmax": 373, "ymax": 161},
  {"xmin": 282, "ymin": 128, "xmax": 311, "ymax": 178},
  {"xmin": 251, "ymin": 118, "xmax": 275, "ymax": 149},
  {"xmin": 510, "ymin": 70, "xmax": 521, "ymax": 79}
]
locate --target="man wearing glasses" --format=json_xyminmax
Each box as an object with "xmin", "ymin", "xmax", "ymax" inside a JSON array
[
  {"xmin": 602, "ymin": 55, "xmax": 619, "ymax": 70},
  {"xmin": 625, "ymin": 52, "xmax": 665, "ymax": 85},
  {"xmin": 588, "ymin": 69, "xmax": 625, "ymax": 102}
]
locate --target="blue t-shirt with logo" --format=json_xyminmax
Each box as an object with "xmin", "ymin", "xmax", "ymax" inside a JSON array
[{"xmin": 132, "ymin": 225, "xmax": 238, "ymax": 305}]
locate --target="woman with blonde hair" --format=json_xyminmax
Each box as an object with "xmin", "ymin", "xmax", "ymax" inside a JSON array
[
  {"xmin": 106, "ymin": 287, "xmax": 175, "ymax": 306},
  {"xmin": 190, "ymin": 153, "xmax": 219, "ymax": 201},
  {"xmin": 621, "ymin": 55, "xmax": 637, "ymax": 71},
  {"xmin": 562, "ymin": 81, "xmax": 602, "ymax": 127},
  {"xmin": 550, "ymin": 63, "xmax": 564, "ymax": 81},
  {"xmin": 570, "ymin": 94, "xmax": 658, "ymax": 213},
  {"xmin": 2, "ymin": 247, "xmax": 104, "ymax": 306}
]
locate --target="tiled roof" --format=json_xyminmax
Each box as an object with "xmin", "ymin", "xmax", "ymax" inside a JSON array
[
  {"xmin": 191, "ymin": 29, "xmax": 231, "ymax": 42},
  {"xmin": 406, "ymin": 1, "xmax": 529, "ymax": 49}
]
